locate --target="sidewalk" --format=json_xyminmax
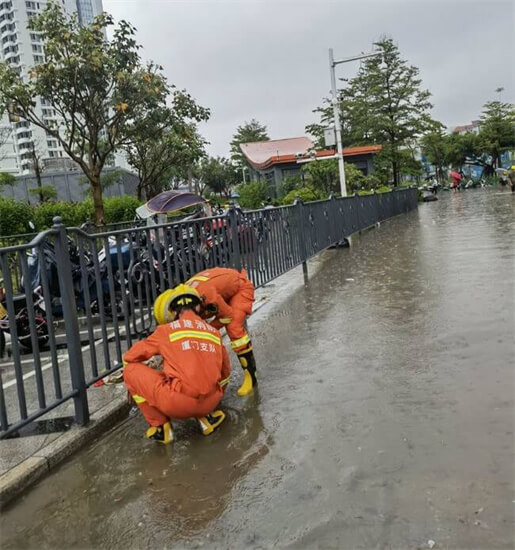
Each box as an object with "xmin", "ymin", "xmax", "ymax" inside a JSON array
[{"xmin": 0, "ymin": 252, "xmax": 331, "ymax": 508}]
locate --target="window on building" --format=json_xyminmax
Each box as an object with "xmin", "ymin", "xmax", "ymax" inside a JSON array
[
  {"xmin": 31, "ymin": 44, "xmax": 43, "ymax": 53},
  {"xmin": 2, "ymin": 33, "xmax": 16, "ymax": 44},
  {"xmin": 33, "ymin": 54, "xmax": 44, "ymax": 64},
  {"xmin": 25, "ymin": 1, "xmax": 40, "ymax": 10},
  {"xmin": 0, "ymin": 22, "xmax": 16, "ymax": 34},
  {"xmin": 0, "ymin": 12, "xmax": 15, "ymax": 22},
  {"xmin": 18, "ymin": 141, "xmax": 34, "ymax": 150},
  {"xmin": 0, "ymin": 2, "xmax": 13, "ymax": 10}
]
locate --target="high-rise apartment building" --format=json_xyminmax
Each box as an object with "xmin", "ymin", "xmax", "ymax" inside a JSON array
[{"xmin": 0, "ymin": 0, "xmax": 104, "ymax": 174}]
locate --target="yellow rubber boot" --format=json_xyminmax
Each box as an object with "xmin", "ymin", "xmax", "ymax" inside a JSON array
[
  {"xmin": 237, "ymin": 350, "xmax": 257, "ymax": 396},
  {"xmin": 198, "ymin": 410, "xmax": 226, "ymax": 435},
  {"xmin": 237, "ymin": 369, "xmax": 254, "ymax": 396},
  {"xmin": 145, "ymin": 421, "xmax": 174, "ymax": 444}
]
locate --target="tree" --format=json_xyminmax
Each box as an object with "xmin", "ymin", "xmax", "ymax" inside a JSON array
[
  {"xmin": 199, "ymin": 156, "xmax": 238, "ymax": 197},
  {"xmin": 79, "ymin": 168, "xmax": 124, "ymax": 198},
  {"xmin": 0, "ymin": 172, "xmax": 16, "ymax": 193},
  {"xmin": 445, "ymin": 131, "xmax": 482, "ymax": 170},
  {"xmin": 309, "ymin": 37, "xmax": 436, "ymax": 186},
  {"xmin": 237, "ymin": 181, "xmax": 268, "ymax": 209},
  {"xmin": 0, "ymin": 4, "xmax": 172, "ymax": 224},
  {"xmin": 230, "ymin": 119, "xmax": 269, "ymax": 168},
  {"xmin": 302, "ymin": 158, "xmax": 339, "ymax": 195},
  {"xmin": 478, "ymin": 99, "xmax": 515, "ymax": 174},
  {"xmin": 125, "ymin": 97, "xmax": 210, "ymax": 200},
  {"xmin": 0, "ymin": 119, "xmax": 11, "ymax": 164},
  {"xmin": 28, "ymin": 185, "xmax": 57, "ymax": 202},
  {"xmin": 420, "ymin": 129, "xmax": 449, "ymax": 183}
]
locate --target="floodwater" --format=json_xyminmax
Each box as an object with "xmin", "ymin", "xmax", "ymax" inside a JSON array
[{"xmin": 2, "ymin": 189, "xmax": 514, "ymax": 550}]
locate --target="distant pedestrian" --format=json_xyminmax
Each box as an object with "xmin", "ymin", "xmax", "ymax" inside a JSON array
[
  {"xmin": 508, "ymin": 166, "xmax": 515, "ymax": 193},
  {"xmin": 450, "ymin": 170, "xmax": 462, "ymax": 192},
  {"xmin": 499, "ymin": 170, "xmax": 509, "ymax": 188}
]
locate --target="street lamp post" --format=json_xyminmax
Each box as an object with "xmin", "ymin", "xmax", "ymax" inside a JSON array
[{"xmin": 329, "ymin": 48, "xmax": 382, "ymax": 197}]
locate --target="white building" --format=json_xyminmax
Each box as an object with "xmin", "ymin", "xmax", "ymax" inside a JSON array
[{"xmin": 0, "ymin": 0, "xmax": 104, "ymax": 175}]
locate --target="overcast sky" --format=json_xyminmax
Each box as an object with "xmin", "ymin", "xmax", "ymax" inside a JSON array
[{"xmin": 103, "ymin": 0, "xmax": 514, "ymax": 157}]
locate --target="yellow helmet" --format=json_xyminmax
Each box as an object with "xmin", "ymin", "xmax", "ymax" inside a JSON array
[{"xmin": 153, "ymin": 284, "xmax": 201, "ymax": 325}]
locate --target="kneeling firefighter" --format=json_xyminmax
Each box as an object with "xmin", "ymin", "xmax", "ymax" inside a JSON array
[
  {"xmin": 155, "ymin": 267, "xmax": 257, "ymax": 397},
  {"xmin": 123, "ymin": 284, "xmax": 231, "ymax": 444}
]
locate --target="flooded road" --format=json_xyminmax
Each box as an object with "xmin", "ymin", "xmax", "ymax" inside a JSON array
[{"xmin": 2, "ymin": 189, "xmax": 514, "ymax": 549}]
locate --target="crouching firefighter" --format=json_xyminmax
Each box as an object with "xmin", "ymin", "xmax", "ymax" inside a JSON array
[
  {"xmin": 155, "ymin": 267, "xmax": 257, "ymax": 397},
  {"xmin": 123, "ymin": 284, "xmax": 231, "ymax": 444}
]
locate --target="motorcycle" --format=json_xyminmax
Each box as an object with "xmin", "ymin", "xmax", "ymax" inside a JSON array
[
  {"xmin": 0, "ymin": 283, "xmax": 48, "ymax": 357},
  {"xmin": 22, "ymin": 236, "xmax": 129, "ymax": 319}
]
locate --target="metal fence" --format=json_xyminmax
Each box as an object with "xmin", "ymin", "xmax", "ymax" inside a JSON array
[{"xmin": 0, "ymin": 188, "xmax": 418, "ymax": 438}]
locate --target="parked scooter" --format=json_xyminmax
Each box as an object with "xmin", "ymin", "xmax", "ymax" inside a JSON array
[
  {"xmin": 22, "ymin": 236, "xmax": 128, "ymax": 319},
  {"xmin": 0, "ymin": 283, "xmax": 48, "ymax": 357}
]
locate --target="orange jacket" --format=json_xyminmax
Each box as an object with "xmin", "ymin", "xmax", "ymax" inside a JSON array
[
  {"xmin": 187, "ymin": 267, "xmax": 254, "ymax": 321},
  {"xmin": 123, "ymin": 310, "xmax": 231, "ymax": 398}
]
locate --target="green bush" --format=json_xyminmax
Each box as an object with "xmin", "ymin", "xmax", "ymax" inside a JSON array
[
  {"xmin": 357, "ymin": 185, "xmax": 392, "ymax": 196},
  {"xmin": 281, "ymin": 186, "xmax": 324, "ymax": 205},
  {"xmin": 279, "ymin": 175, "xmax": 303, "ymax": 197},
  {"xmin": 237, "ymin": 181, "xmax": 268, "ymax": 209},
  {"xmin": 28, "ymin": 185, "xmax": 58, "ymax": 202},
  {"xmin": 0, "ymin": 198, "xmax": 33, "ymax": 236},
  {"xmin": 0, "ymin": 195, "xmax": 143, "ymax": 236},
  {"xmin": 103, "ymin": 196, "xmax": 141, "ymax": 224},
  {"xmin": 33, "ymin": 201, "xmax": 84, "ymax": 229}
]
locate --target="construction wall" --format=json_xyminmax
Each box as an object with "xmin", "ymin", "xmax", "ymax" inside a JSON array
[{"xmin": 0, "ymin": 168, "xmax": 139, "ymax": 204}]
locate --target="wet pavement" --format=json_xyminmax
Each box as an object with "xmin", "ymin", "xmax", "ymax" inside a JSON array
[{"xmin": 2, "ymin": 189, "xmax": 514, "ymax": 549}]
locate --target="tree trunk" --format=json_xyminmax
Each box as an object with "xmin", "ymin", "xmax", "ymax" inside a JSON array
[
  {"xmin": 31, "ymin": 147, "xmax": 43, "ymax": 202},
  {"xmin": 36, "ymin": 173, "xmax": 43, "ymax": 203},
  {"xmin": 136, "ymin": 180, "xmax": 144, "ymax": 201},
  {"xmin": 90, "ymin": 172, "xmax": 105, "ymax": 227},
  {"xmin": 187, "ymin": 168, "xmax": 193, "ymax": 193},
  {"xmin": 392, "ymin": 158, "xmax": 399, "ymax": 187}
]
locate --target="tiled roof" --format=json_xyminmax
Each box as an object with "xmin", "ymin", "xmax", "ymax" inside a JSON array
[{"xmin": 240, "ymin": 137, "xmax": 381, "ymax": 170}]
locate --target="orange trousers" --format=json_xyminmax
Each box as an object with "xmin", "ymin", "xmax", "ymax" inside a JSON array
[
  {"xmin": 124, "ymin": 362, "xmax": 224, "ymax": 427},
  {"xmin": 224, "ymin": 281, "xmax": 254, "ymax": 344}
]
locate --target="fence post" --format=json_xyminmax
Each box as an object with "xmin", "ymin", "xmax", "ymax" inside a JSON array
[
  {"xmin": 294, "ymin": 198, "xmax": 309, "ymax": 282},
  {"xmin": 52, "ymin": 216, "xmax": 89, "ymax": 426},
  {"xmin": 227, "ymin": 204, "xmax": 242, "ymax": 271}
]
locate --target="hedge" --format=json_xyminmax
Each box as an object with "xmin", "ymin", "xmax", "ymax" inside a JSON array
[
  {"xmin": 0, "ymin": 196, "xmax": 142, "ymax": 237},
  {"xmin": 281, "ymin": 186, "xmax": 324, "ymax": 205},
  {"xmin": 0, "ymin": 199, "xmax": 34, "ymax": 237}
]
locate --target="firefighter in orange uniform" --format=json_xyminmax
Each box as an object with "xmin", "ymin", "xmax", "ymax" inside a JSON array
[
  {"xmin": 155, "ymin": 267, "xmax": 257, "ymax": 396},
  {"xmin": 123, "ymin": 284, "xmax": 231, "ymax": 444}
]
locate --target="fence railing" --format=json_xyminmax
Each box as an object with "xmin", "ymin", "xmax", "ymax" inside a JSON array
[{"xmin": 0, "ymin": 188, "xmax": 418, "ymax": 438}]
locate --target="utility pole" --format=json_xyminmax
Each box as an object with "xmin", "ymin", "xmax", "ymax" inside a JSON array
[{"xmin": 328, "ymin": 48, "xmax": 383, "ymax": 197}]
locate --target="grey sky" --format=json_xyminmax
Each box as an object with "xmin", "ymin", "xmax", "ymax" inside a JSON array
[{"xmin": 103, "ymin": 0, "xmax": 514, "ymax": 157}]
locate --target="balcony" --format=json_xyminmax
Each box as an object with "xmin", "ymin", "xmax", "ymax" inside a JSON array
[
  {"xmin": 1, "ymin": 33, "xmax": 15, "ymax": 45},
  {"xmin": 0, "ymin": 22, "xmax": 15, "ymax": 38},
  {"xmin": 3, "ymin": 48, "xmax": 18, "ymax": 60},
  {"xmin": 0, "ymin": 7, "xmax": 14, "ymax": 19},
  {"xmin": 16, "ymin": 136, "xmax": 33, "ymax": 146}
]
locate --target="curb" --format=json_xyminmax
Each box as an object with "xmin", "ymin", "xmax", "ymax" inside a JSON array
[{"xmin": 0, "ymin": 395, "xmax": 129, "ymax": 510}]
